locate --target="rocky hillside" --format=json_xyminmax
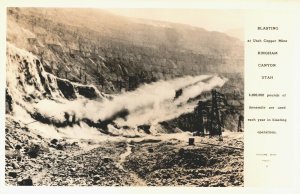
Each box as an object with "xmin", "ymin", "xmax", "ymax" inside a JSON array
[
  {"xmin": 7, "ymin": 8, "xmax": 243, "ymax": 93},
  {"xmin": 6, "ymin": 43, "xmax": 111, "ymax": 134}
]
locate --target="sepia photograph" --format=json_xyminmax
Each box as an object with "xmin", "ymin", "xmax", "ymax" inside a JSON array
[{"xmin": 5, "ymin": 8, "xmax": 244, "ymax": 186}]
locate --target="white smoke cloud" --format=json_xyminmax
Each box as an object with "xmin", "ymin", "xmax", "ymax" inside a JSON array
[{"xmin": 33, "ymin": 74, "xmax": 226, "ymax": 128}]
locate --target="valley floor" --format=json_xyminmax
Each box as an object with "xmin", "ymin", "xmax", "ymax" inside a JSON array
[{"xmin": 5, "ymin": 117, "xmax": 243, "ymax": 187}]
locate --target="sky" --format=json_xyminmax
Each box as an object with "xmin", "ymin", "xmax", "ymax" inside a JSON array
[{"xmin": 108, "ymin": 9, "xmax": 244, "ymax": 40}]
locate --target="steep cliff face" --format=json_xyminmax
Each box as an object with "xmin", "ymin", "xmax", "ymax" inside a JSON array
[
  {"xmin": 7, "ymin": 8, "xmax": 243, "ymax": 93},
  {"xmin": 6, "ymin": 43, "xmax": 103, "ymax": 106}
]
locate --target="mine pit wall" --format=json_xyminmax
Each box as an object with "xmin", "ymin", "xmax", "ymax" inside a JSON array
[{"xmin": 6, "ymin": 24, "xmax": 244, "ymax": 135}]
